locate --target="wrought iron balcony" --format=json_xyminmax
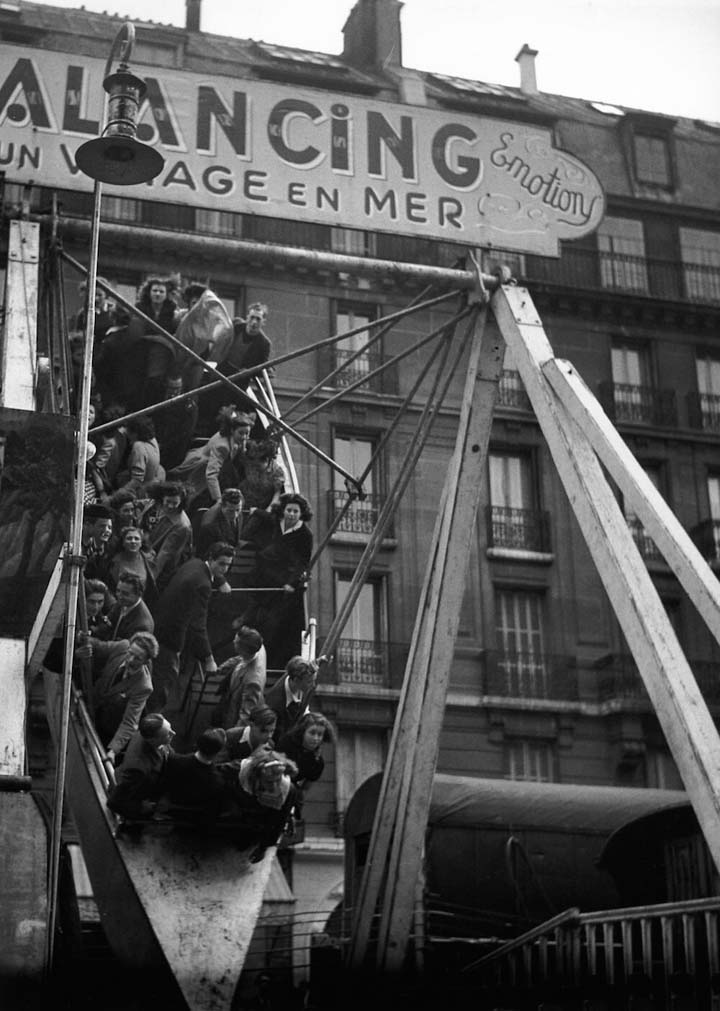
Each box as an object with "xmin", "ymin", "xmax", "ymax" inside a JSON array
[
  {"xmin": 327, "ymin": 489, "xmax": 390, "ymax": 537},
  {"xmin": 687, "ymin": 391, "xmax": 720, "ymax": 433},
  {"xmin": 333, "ymin": 348, "xmax": 385, "ymax": 392},
  {"xmin": 486, "ymin": 506, "xmax": 551, "ymax": 554},
  {"xmin": 690, "ymin": 518, "xmax": 720, "ymax": 564},
  {"xmin": 626, "ymin": 517, "xmax": 664, "ymax": 563},
  {"xmin": 483, "ymin": 651, "xmax": 578, "ymax": 701},
  {"xmin": 595, "ymin": 654, "xmax": 720, "ymax": 706},
  {"xmin": 598, "ymin": 381, "xmax": 678, "ymax": 427},
  {"xmin": 317, "ymin": 637, "xmax": 409, "ymax": 689},
  {"xmin": 497, "ymin": 369, "xmax": 532, "ymax": 411},
  {"xmin": 522, "ymin": 244, "xmax": 720, "ymax": 308}
]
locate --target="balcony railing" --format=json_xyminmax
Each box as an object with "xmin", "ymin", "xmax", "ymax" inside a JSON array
[
  {"xmin": 690, "ymin": 518, "xmax": 720, "ymax": 564},
  {"xmin": 522, "ymin": 243, "xmax": 720, "ymax": 308},
  {"xmin": 687, "ymin": 391, "xmax": 720, "ymax": 433},
  {"xmin": 596, "ymin": 654, "xmax": 720, "ymax": 706},
  {"xmin": 317, "ymin": 638, "xmax": 409, "ymax": 689},
  {"xmin": 497, "ymin": 370, "xmax": 532, "ymax": 411},
  {"xmin": 327, "ymin": 489, "xmax": 389, "ymax": 537},
  {"xmin": 487, "ymin": 506, "xmax": 551, "ymax": 554},
  {"xmin": 598, "ymin": 381, "xmax": 678, "ymax": 427},
  {"xmin": 333, "ymin": 348, "xmax": 384, "ymax": 392},
  {"xmin": 484, "ymin": 651, "xmax": 578, "ymax": 701},
  {"xmin": 626, "ymin": 517, "xmax": 664, "ymax": 562}
]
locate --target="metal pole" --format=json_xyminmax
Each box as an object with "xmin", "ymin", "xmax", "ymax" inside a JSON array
[
  {"xmin": 45, "ymin": 22, "xmax": 143, "ymax": 973},
  {"xmin": 45, "ymin": 173, "xmax": 101, "ymax": 973}
]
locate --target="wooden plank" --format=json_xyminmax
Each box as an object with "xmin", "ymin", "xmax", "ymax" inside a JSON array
[
  {"xmin": 26, "ymin": 550, "xmax": 67, "ymax": 677},
  {"xmin": 0, "ymin": 638, "xmax": 27, "ymax": 776},
  {"xmin": 350, "ymin": 309, "xmax": 505, "ymax": 971},
  {"xmin": 493, "ymin": 284, "xmax": 720, "ymax": 876},
  {"xmin": 544, "ymin": 358, "xmax": 720, "ymax": 646},
  {"xmin": 2, "ymin": 220, "xmax": 39, "ymax": 411}
]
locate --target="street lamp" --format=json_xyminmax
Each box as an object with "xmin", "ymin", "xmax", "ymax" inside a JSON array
[{"xmin": 46, "ymin": 21, "xmax": 164, "ymax": 972}]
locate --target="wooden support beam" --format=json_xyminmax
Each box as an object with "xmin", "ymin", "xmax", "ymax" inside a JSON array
[
  {"xmin": 493, "ymin": 285, "xmax": 720, "ymax": 875},
  {"xmin": 348, "ymin": 308, "xmax": 504, "ymax": 970},
  {"xmin": 2, "ymin": 220, "xmax": 39, "ymax": 411},
  {"xmin": 26, "ymin": 550, "xmax": 68, "ymax": 678},
  {"xmin": 543, "ymin": 358, "xmax": 720, "ymax": 647}
]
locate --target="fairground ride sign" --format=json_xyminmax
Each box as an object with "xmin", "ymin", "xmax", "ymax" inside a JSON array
[{"xmin": 0, "ymin": 44, "xmax": 605, "ymax": 257}]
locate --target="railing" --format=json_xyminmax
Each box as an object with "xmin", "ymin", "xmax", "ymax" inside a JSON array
[
  {"xmin": 15, "ymin": 181, "xmax": 720, "ymax": 310},
  {"xmin": 483, "ymin": 651, "xmax": 578, "ymax": 701},
  {"xmin": 332, "ymin": 348, "xmax": 385, "ymax": 392},
  {"xmin": 598, "ymin": 381, "xmax": 678, "ymax": 427},
  {"xmin": 497, "ymin": 369, "xmax": 532, "ymax": 411},
  {"xmin": 317, "ymin": 637, "xmax": 409, "ymax": 689},
  {"xmin": 487, "ymin": 506, "xmax": 551, "ymax": 553},
  {"xmin": 690, "ymin": 518, "xmax": 720, "ymax": 564},
  {"xmin": 464, "ymin": 896, "xmax": 720, "ymax": 1010},
  {"xmin": 327, "ymin": 489, "xmax": 389, "ymax": 537},
  {"xmin": 522, "ymin": 243, "xmax": 720, "ymax": 308},
  {"xmin": 687, "ymin": 391, "xmax": 720, "ymax": 434},
  {"xmin": 626, "ymin": 517, "xmax": 664, "ymax": 562},
  {"xmin": 596, "ymin": 655, "xmax": 720, "ymax": 707}
]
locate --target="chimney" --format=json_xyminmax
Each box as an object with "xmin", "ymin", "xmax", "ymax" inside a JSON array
[
  {"xmin": 515, "ymin": 43, "xmax": 539, "ymax": 95},
  {"xmin": 186, "ymin": 0, "xmax": 201, "ymax": 32},
  {"xmin": 343, "ymin": 0, "xmax": 403, "ymax": 69}
]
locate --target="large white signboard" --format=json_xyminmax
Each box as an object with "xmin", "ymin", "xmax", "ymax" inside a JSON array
[{"xmin": 0, "ymin": 44, "xmax": 605, "ymax": 255}]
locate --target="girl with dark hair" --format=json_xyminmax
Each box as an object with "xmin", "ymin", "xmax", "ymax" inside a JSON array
[
  {"xmin": 277, "ymin": 711, "xmax": 334, "ymax": 789},
  {"xmin": 241, "ymin": 492, "xmax": 313, "ymax": 669},
  {"xmin": 137, "ymin": 481, "xmax": 193, "ymax": 594},
  {"xmin": 130, "ymin": 277, "xmax": 180, "ymax": 407}
]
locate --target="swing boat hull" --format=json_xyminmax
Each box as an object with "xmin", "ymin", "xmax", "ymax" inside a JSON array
[{"xmin": 44, "ymin": 671, "xmax": 275, "ymax": 1011}]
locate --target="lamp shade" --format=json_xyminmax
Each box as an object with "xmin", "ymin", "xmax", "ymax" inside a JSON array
[{"xmin": 75, "ymin": 135, "xmax": 164, "ymax": 185}]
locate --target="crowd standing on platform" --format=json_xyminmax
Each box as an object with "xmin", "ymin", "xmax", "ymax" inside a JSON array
[{"xmin": 62, "ymin": 275, "xmax": 335, "ymax": 859}]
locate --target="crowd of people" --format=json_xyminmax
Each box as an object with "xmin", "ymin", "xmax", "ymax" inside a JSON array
[{"xmin": 61, "ymin": 275, "xmax": 335, "ymax": 862}]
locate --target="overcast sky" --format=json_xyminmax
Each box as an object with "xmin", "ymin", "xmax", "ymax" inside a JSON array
[{"xmin": 46, "ymin": 0, "xmax": 719, "ymax": 123}]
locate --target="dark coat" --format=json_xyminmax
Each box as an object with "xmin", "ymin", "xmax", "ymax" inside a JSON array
[
  {"xmin": 153, "ymin": 558, "xmax": 214, "ymax": 658},
  {"xmin": 107, "ymin": 731, "xmax": 170, "ymax": 819},
  {"xmin": 264, "ymin": 675, "xmax": 309, "ymax": 741},
  {"xmin": 104, "ymin": 598, "xmax": 155, "ymax": 640},
  {"xmin": 91, "ymin": 640, "xmax": 153, "ymax": 755}
]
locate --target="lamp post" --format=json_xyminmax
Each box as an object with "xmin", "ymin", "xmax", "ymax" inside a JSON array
[{"xmin": 46, "ymin": 22, "xmax": 164, "ymax": 972}]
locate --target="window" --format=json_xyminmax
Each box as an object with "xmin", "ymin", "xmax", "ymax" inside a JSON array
[
  {"xmin": 497, "ymin": 343, "xmax": 531, "ymax": 410},
  {"xmin": 679, "ymin": 228, "xmax": 720, "ymax": 305},
  {"xmin": 100, "ymin": 196, "xmax": 141, "ymax": 222},
  {"xmin": 505, "ymin": 740, "xmax": 556, "ymax": 782},
  {"xmin": 488, "ymin": 452, "xmax": 546, "ymax": 552},
  {"xmin": 597, "ymin": 216, "xmax": 648, "ymax": 293},
  {"xmin": 334, "ymin": 302, "xmax": 378, "ymax": 389},
  {"xmin": 708, "ymin": 475, "xmax": 720, "ymax": 560},
  {"xmin": 495, "ymin": 589, "xmax": 548, "ymax": 697},
  {"xmin": 331, "ymin": 227, "xmax": 376, "ymax": 257},
  {"xmin": 196, "ymin": 208, "xmax": 242, "ymax": 238},
  {"xmin": 611, "ymin": 343, "xmax": 652, "ymax": 422},
  {"xmin": 633, "ymin": 134, "xmax": 672, "ymax": 187},
  {"xmin": 332, "ymin": 433, "xmax": 382, "ymax": 536},
  {"xmin": 334, "ymin": 573, "xmax": 387, "ymax": 685},
  {"xmin": 623, "ymin": 464, "xmax": 663, "ymax": 561},
  {"xmin": 694, "ymin": 353, "xmax": 720, "ymax": 431}
]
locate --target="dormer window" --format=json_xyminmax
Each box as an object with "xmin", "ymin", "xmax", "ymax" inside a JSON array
[{"xmin": 633, "ymin": 133, "xmax": 672, "ymax": 187}]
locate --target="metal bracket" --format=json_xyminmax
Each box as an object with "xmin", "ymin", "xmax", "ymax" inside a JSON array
[{"xmin": 466, "ymin": 250, "xmax": 490, "ymax": 306}]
